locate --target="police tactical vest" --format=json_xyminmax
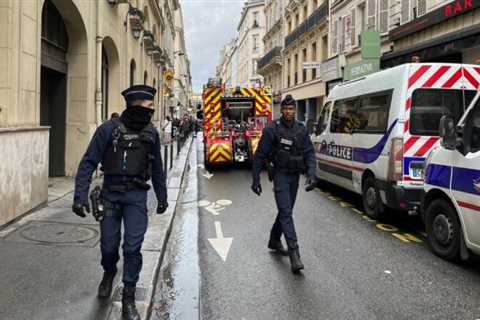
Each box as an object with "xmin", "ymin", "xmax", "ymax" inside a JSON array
[
  {"xmin": 102, "ymin": 119, "xmax": 155, "ymax": 178},
  {"xmin": 271, "ymin": 120, "xmax": 306, "ymax": 174}
]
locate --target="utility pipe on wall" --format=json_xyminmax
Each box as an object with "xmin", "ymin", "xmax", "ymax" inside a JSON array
[{"xmin": 95, "ymin": 0, "xmax": 103, "ymax": 126}]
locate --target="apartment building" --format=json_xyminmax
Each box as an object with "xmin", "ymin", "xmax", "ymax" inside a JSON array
[
  {"xmin": 258, "ymin": 0, "xmax": 286, "ymax": 117},
  {"xmin": 383, "ymin": 0, "xmax": 480, "ymax": 67},
  {"xmin": 237, "ymin": 0, "xmax": 266, "ymax": 86},
  {"xmin": 0, "ymin": 0, "xmax": 186, "ymax": 226},
  {"xmin": 283, "ymin": 0, "xmax": 329, "ymax": 123},
  {"xmin": 216, "ymin": 39, "xmax": 238, "ymax": 87}
]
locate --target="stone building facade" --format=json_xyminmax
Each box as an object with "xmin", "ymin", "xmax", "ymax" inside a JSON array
[
  {"xmin": 258, "ymin": 0, "xmax": 286, "ymax": 118},
  {"xmin": 237, "ymin": 0, "xmax": 266, "ymax": 86},
  {"xmin": 0, "ymin": 0, "xmax": 187, "ymax": 226},
  {"xmin": 282, "ymin": 0, "xmax": 329, "ymax": 123},
  {"xmin": 382, "ymin": 0, "xmax": 480, "ymax": 67}
]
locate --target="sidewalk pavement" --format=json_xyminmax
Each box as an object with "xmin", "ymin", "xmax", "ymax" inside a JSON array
[{"xmin": 0, "ymin": 137, "xmax": 194, "ymax": 320}]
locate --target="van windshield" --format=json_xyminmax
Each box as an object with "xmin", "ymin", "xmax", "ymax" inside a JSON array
[{"xmin": 410, "ymin": 89, "xmax": 476, "ymax": 136}]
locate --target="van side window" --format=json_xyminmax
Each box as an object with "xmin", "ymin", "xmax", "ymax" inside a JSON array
[
  {"xmin": 410, "ymin": 89, "xmax": 476, "ymax": 136},
  {"xmin": 330, "ymin": 99, "xmax": 358, "ymax": 134},
  {"xmin": 356, "ymin": 91, "xmax": 392, "ymax": 133},
  {"xmin": 316, "ymin": 102, "xmax": 331, "ymax": 135},
  {"xmin": 465, "ymin": 98, "xmax": 480, "ymax": 153}
]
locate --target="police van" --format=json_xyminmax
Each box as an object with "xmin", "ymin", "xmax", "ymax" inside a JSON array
[
  {"xmin": 422, "ymin": 90, "xmax": 480, "ymax": 261},
  {"xmin": 312, "ymin": 63, "xmax": 479, "ymax": 218}
]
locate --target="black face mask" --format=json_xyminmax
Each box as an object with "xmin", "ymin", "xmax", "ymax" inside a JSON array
[{"xmin": 120, "ymin": 105, "xmax": 154, "ymax": 131}]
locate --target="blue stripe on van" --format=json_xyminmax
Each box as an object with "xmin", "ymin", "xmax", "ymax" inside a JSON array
[
  {"xmin": 352, "ymin": 120, "xmax": 398, "ymax": 164},
  {"xmin": 424, "ymin": 163, "xmax": 451, "ymax": 188},
  {"xmin": 452, "ymin": 167, "xmax": 480, "ymax": 196}
]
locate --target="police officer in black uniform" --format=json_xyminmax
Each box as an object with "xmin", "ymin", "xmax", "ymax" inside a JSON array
[
  {"xmin": 72, "ymin": 85, "xmax": 168, "ymax": 320},
  {"xmin": 251, "ymin": 94, "xmax": 316, "ymax": 274}
]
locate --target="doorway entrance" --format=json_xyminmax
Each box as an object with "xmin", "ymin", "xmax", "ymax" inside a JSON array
[{"xmin": 40, "ymin": 0, "xmax": 69, "ymax": 177}]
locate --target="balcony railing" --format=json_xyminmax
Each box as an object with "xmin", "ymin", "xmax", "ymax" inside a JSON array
[
  {"xmin": 285, "ymin": 2, "xmax": 328, "ymax": 49},
  {"xmin": 257, "ymin": 46, "xmax": 282, "ymax": 71}
]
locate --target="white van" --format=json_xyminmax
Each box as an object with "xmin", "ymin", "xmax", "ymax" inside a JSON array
[
  {"xmin": 312, "ymin": 63, "xmax": 479, "ymax": 218},
  {"xmin": 422, "ymin": 90, "xmax": 480, "ymax": 261}
]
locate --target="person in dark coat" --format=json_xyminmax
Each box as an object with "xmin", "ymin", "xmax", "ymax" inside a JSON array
[
  {"xmin": 72, "ymin": 85, "xmax": 168, "ymax": 320},
  {"xmin": 251, "ymin": 94, "xmax": 317, "ymax": 273}
]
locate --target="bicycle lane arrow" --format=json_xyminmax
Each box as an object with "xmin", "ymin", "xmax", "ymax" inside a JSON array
[{"xmin": 208, "ymin": 221, "xmax": 233, "ymax": 262}]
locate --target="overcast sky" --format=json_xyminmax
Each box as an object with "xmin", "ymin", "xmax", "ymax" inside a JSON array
[{"xmin": 181, "ymin": 0, "xmax": 245, "ymax": 93}]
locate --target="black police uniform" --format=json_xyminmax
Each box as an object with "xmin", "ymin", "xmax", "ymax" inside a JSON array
[
  {"xmin": 252, "ymin": 113, "xmax": 316, "ymax": 272},
  {"xmin": 73, "ymin": 85, "xmax": 167, "ymax": 319}
]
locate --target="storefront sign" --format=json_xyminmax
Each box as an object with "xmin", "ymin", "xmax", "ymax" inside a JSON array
[
  {"xmin": 344, "ymin": 59, "xmax": 380, "ymax": 81},
  {"xmin": 361, "ymin": 31, "xmax": 381, "ymax": 59},
  {"xmin": 389, "ymin": 0, "xmax": 480, "ymax": 41},
  {"xmin": 321, "ymin": 56, "xmax": 342, "ymax": 82}
]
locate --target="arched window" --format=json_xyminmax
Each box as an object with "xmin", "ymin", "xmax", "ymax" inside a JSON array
[
  {"xmin": 101, "ymin": 47, "xmax": 109, "ymax": 121},
  {"xmin": 144, "ymin": 71, "xmax": 148, "ymax": 85},
  {"xmin": 130, "ymin": 59, "xmax": 136, "ymax": 86}
]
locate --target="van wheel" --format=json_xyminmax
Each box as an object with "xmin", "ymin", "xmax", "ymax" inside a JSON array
[
  {"xmin": 362, "ymin": 177, "xmax": 384, "ymax": 219},
  {"xmin": 425, "ymin": 199, "xmax": 461, "ymax": 261}
]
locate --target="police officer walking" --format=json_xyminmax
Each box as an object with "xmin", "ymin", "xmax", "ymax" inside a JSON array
[
  {"xmin": 72, "ymin": 85, "xmax": 168, "ymax": 320},
  {"xmin": 251, "ymin": 94, "xmax": 316, "ymax": 274}
]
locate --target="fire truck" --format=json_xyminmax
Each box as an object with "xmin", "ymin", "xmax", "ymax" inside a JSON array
[{"xmin": 202, "ymin": 78, "xmax": 273, "ymax": 168}]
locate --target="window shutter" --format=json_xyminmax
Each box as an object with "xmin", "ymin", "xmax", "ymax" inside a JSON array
[
  {"xmin": 401, "ymin": 0, "xmax": 410, "ymax": 24},
  {"xmin": 339, "ymin": 18, "xmax": 344, "ymax": 53},
  {"xmin": 379, "ymin": 0, "xmax": 388, "ymax": 34},
  {"xmin": 331, "ymin": 19, "xmax": 337, "ymax": 55},
  {"xmin": 351, "ymin": 8, "xmax": 356, "ymax": 47},
  {"xmin": 367, "ymin": 0, "xmax": 376, "ymax": 31},
  {"xmin": 417, "ymin": 0, "xmax": 426, "ymax": 16}
]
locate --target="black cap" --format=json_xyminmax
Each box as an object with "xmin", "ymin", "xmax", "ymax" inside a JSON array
[
  {"xmin": 121, "ymin": 85, "xmax": 157, "ymax": 103},
  {"xmin": 281, "ymin": 94, "xmax": 296, "ymax": 107}
]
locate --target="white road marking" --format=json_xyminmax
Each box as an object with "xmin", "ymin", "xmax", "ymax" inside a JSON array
[
  {"xmin": 216, "ymin": 199, "xmax": 232, "ymax": 206},
  {"xmin": 208, "ymin": 221, "xmax": 233, "ymax": 262},
  {"xmin": 198, "ymin": 199, "xmax": 211, "ymax": 207},
  {"xmin": 203, "ymin": 171, "xmax": 214, "ymax": 179}
]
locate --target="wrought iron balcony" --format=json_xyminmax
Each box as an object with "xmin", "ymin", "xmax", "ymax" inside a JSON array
[
  {"xmin": 257, "ymin": 46, "xmax": 282, "ymax": 72},
  {"xmin": 285, "ymin": 2, "xmax": 328, "ymax": 49}
]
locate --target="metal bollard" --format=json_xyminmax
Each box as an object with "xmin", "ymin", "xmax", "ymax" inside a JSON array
[
  {"xmin": 163, "ymin": 144, "xmax": 168, "ymax": 177},
  {"xmin": 177, "ymin": 136, "xmax": 180, "ymax": 156}
]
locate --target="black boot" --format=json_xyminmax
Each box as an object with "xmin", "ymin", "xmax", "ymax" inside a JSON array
[
  {"xmin": 286, "ymin": 240, "xmax": 304, "ymax": 274},
  {"xmin": 289, "ymin": 248, "xmax": 304, "ymax": 273},
  {"xmin": 97, "ymin": 271, "xmax": 116, "ymax": 299},
  {"xmin": 122, "ymin": 287, "xmax": 140, "ymax": 320},
  {"xmin": 268, "ymin": 237, "xmax": 288, "ymax": 256}
]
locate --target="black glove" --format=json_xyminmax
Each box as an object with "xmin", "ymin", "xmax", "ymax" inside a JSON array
[
  {"xmin": 305, "ymin": 176, "xmax": 317, "ymax": 192},
  {"xmin": 72, "ymin": 202, "xmax": 90, "ymax": 218},
  {"xmin": 251, "ymin": 179, "xmax": 262, "ymax": 196},
  {"xmin": 157, "ymin": 201, "xmax": 169, "ymax": 214}
]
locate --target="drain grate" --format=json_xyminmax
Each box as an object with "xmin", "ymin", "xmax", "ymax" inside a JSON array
[{"xmin": 3, "ymin": 221, "xmax": 100, "ymax": 247}]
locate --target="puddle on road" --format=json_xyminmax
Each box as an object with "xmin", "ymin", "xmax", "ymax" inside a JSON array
[{"xmin": 150, "ymin": 143, "xmax": 200, "ymax": 320}]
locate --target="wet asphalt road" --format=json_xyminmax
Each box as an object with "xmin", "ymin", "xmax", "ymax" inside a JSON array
[{"xmin": 154, "ymin": 137, "xmax": 480, "ymax": 320}]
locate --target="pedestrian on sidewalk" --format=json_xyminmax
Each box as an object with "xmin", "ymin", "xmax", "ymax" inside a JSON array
[
  {"xmin": 72, "ymin": 84, "xmax": 168, "ymax": 320},
  {"xmin": 251, "ymin": 94, "xmax": 317, "ymax": 274}
]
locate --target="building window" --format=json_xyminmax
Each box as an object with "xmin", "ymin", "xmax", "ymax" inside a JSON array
[
  {"xmin": 253, "ymin": 11, "xmax": 259, "ymax": 28},
  {"xmin": 252, "ymin": 59, "xmax": 257, "ymax": 75},
  {"xmin": 311, "ymin": 42, "xmax": 317, "ymax": 79},
  {"xmin": 130, "ymin": 59, "xmax": 136, "ymax": 86},
  {"xmin": 303, "ymin": 5, "xmax": 308, "ymax": 20},
  {"xmin": 144, "ymin": 71, "xmax": 148, "ymax": 85},
  {"xmin": 295, "ymin": 13, "xmax": 299, "ymax": 27},
  {"xmin": 313, "ymin": 0, "xmax": 317, "ymax": 9},
  {"xmin": 302, "ymin": 48, "xmax": 307, "ymax": 82},
  {"xmin": 253, "ymin": 35, "xmax": 259, "ymax": 52}
]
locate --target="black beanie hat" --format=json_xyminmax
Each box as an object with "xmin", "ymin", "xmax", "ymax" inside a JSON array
[{"xmin": 281, "ymin": 94, "xmax": 296, "ymax": 107}]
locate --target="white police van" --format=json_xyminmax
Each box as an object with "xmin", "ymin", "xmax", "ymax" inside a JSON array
[
  {"xmin": 312, "ymin": 63, "xmax": 479, "ymax": 218},
  {"xmin": 423, "ymin": 90, "xmax": 480, "ymax": 261}
]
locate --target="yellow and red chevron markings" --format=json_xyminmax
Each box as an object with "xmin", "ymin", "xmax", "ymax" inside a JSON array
[
  {"xmin": 208, "ymin": 142, "xmax": 232, "ymax": 164},
  {"xmin": 203, "ymin": 87, "xmax": 222, "ymax": 133}
]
